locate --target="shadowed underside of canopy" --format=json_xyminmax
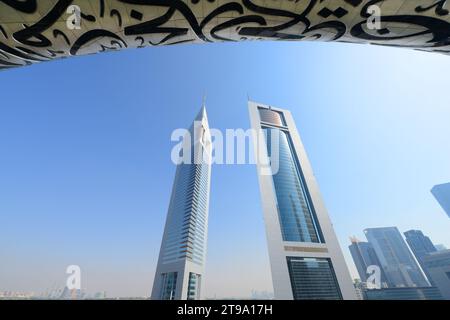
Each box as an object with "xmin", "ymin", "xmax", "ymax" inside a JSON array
[{"xmin": 0, "ymin": 0, "xmax": 449, "ymax": 70}]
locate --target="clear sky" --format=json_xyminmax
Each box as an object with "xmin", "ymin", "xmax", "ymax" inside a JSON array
[{"xmin": 1, "ymin": 40, "xmax": 450, "ymax": 298}]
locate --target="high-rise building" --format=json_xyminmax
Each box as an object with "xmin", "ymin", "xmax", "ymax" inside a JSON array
[
  {"xmin": 348, "ymin": 237, "xmax": 387, "ymax": 287},
  {"xmin": 248, "ymin": 101, "xmax": 356, "ymax": 300},
  {"xmin": 431, "ymin": 183, "xmax": 450, "ymax": 218},
  {"xmin": 404, "ymin": 230, "xmax": 437, "ymax": 263},
  {"xmin": 404, "ymin": 230, "xmax": 437, "ymax": 284},
  {"xmin": 436, "ymin": 244, "xmax": 448, "ymax": 251},
  {"xmin": 364, "ymin": 227, "xmax": 429, "ymax": 288},
  {"xmin": 422, "ymin": 250, "xmax": 450, "ymax": 299},
  {"xmin": 151, "ymin": 106, "xmax": 212, "ymax": 300}
]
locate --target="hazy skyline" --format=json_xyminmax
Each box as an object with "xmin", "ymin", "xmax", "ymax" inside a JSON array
[{"xmin": 1, "ymin": 40, "xmax": 450, "ymax": 298}]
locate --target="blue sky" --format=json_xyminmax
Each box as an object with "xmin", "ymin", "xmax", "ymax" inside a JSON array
[{"xmin": 1, "ymin": 40, "xmax": 450, "ymax": 298}]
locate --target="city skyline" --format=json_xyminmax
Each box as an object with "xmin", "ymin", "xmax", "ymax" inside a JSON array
[
  {"xmin": 348, "ymin": 225, "xmax": 450, "ymax": 299},
  {"xmin": 364, "ymin": 227, "xmax": 429, "ymax": 288},
  {"xmin": 1, "ymin": 41, "xmax": 450, "ymax": 298},
  {"xmin": 3, "ymin": 224, "xmax": 446, "ymax": 300}
]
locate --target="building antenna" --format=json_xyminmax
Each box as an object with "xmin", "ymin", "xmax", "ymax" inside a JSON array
[{"xmin": 202, "ymin": 92, "xmax": 207, "ymax": 108}]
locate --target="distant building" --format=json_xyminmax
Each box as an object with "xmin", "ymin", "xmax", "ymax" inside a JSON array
[
  {"xmin": 364, "ymin": 287, "xmax": 443, "ymax": 300},
  {"xmin": 0, "ymin": 291, "xmax": 35, "ymax": 299},
  {"xmin": 404, "ymin": 230, "xmax": 437, "ymax": 262},
  {"xmin": 422, "ymin": 250, "xmax": 450, "ymax": 299},
  {"xmin": 436, "ymin": 244, "xmax": 448, "ymax": 251},
  {"xmin": 364, "ymin": 227, "xmax": 429, "ymax": 288},
  {"xmin": 59, "ymin": 287, "xmax": 85, "ymax": 300},
  {"xmin": 353, "ymin": 280, "xmax": 366, "ymax": 300},
  {"xmin": 90, "ymin": 292, "xmax": 107, "ymax": 300},
  {"xmin": 404, "ymin": 230, "xmax": 437, "ymax": 284},
  {"xmin": 431, "ymin": 183, "xmax": 450, "ymax": 218},
  {"xmin": 348, "ymin": 237, "xmax": 388, "ymax": 287}
]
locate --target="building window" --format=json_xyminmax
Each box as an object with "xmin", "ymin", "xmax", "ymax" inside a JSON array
[
  {"xmin": 160, "ymin": 272, "xmax": 177, "ymax": 300},
  {"xmin": 258, "ymin": 107, "xmax": 286, "ymax": 126},
  {"xmin": 287, "ymin": 257, "xmax": 342, "ymax": 300},
  {"xmin": 187, "ymin": 272, "xmax": 201, "ymax": 300},
  {"xmin": 264, "ymin": 127, "xmax": 323, "ymax": 243}
]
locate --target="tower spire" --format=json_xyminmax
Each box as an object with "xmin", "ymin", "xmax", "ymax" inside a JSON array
[{"xmin": 195, "ymin": 94, "xmax": 207, "ymax": 122}]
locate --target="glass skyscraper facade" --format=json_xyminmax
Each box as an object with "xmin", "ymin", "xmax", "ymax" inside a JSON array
[
  {"xmin": 160, "ymin": 272, "xmax": 177, "ymax": 300},
  {"xmin": 348, "ymin": 237, "xmax": 387, "ymax": 286},
  {"xmin": 151, "ymin": 106, "xmax": 211, "ymax": 300},
  {"xmin": 159, "ymin": 162, "xmax": 209, "ymax": 266},
  {"xmin": 264, "ymin": 127, "xmax": 323, "ymax": 243},
  {"xmin": 404, "ymin": 230, "xmax": 437, "ymax": 263},
  {"xmin": 431, "ymin": 183, "xmax": 450, "ymax": 218},
  {"xmin": 422, "ymin": 250, "xmax": 450, "ymax": 299},
  {"xmin": 187, "ymin": 273, "xmax": 201, "ymax": 300},
  {"xmin": 404, "ymin": 229, "xmax": 437, "ymax": 285},
  {"xmin": 249, "ymin": 102, "xmax": 356, "ymax": 300},
  {"xmin": 364, "ymin": 227, "xmax": 429, "ymax": 288}
]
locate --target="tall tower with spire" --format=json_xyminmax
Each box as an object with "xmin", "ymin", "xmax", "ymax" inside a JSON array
[{"xmin": 151, "ymin": 106, "xmax": 212, "ymax": 300}]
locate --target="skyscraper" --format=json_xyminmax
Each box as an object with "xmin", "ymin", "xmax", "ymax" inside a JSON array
[
  {"xmin": 151, "ymin": 106, "xmax": 212, "ymax": 300},
  {"xmin": 248, "ymin": 101, "xmax": 356, "ymax": 300},
  {"xmin": 348, "ymin": 237, "xmax": 387, "ymax": 286},
  {"xmin": 431, "ymin": 183, "xmax": 450, "ymax": 218},
  {"xmin": 364, "ymin": 227, "xmax": 429, "ymax": 288},
  {"xmin": 404, "ymin": 230, "xmax": 437, "ymax": 263},
  {"xmin": 422, "ymin": 250, "xmax": 450, "ymax": 299},
  {"xmin": 404, "ymin": 230, "xmax": 437, "ymax": 283}
]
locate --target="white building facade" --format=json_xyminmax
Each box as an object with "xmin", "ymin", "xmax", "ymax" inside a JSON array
[{"xmin": 248, "ymin": 101, "xmax": 356, "ymax": 300}]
